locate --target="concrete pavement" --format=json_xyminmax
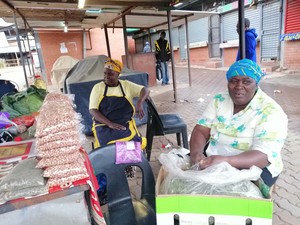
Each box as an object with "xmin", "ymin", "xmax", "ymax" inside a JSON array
[{"xmin": 140, "ymin": 66, "xmax": 300, "ymax": 225}]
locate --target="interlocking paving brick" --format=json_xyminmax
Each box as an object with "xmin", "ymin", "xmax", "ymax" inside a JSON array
[{"xmin": 276, "ymin": 209, "xmax": 299, "ymax": 225}]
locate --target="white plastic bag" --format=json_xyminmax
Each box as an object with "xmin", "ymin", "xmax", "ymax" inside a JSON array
[{"xmin": 158, "ymin": 149, "xmax": 264, "ymax": 198}]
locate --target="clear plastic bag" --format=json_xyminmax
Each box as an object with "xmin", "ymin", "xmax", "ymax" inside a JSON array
[
  {"xmin": 47, "ymin": 173, "xmax": 89, "ymax": 188},
  {"xmin": 0, "ymin": 185, "xmax": 48, "ymax": 204},
  {"xmin": 37, "ymin": 145, "xmax": 80, "ymax": 158},
  {"xmin": 0, "ymin": 158, "xmax": 45, "ymax": 192},
  {"xmin": 158, "ymin": 149, "xmax": 264, "ymax": 199},
  {"xmin": 43, "ymin": 161, "xmax": 87, "ymax": 178},
  {"xmin": 36, "ymin": 152, "xmax": 84, "ymax": 168}
]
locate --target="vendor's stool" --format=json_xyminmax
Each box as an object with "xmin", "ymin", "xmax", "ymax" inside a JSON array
[{"xmin": 88, "ymin": 144, "xmax": 156, "ymax": 225}]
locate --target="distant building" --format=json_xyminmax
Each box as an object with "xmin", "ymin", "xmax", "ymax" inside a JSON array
[{"xmin": 132, "ymin": 0, "xmax": 300, "ymax": 71}]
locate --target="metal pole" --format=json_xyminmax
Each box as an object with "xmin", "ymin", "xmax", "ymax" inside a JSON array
[
  {"xmin": 82, "ymin": 29, "xmax": 86, "ymax": 58},
  {"xmin": 122, "ymin": 15, "xmax": 129, "ymax": 68},
  {"xmin": 147, "ymin": 29, "xmax": 152, "ymax": 51},
  {"xmin": 104, "ymin": 25, "xmax": 111, "ymax": 58},
  {"xmin": 24, "ymin": 22, "xmax": 35, "ymax": 77},
  {"xmin": 279, "ymin": 0, "xmax": 285, "ymax": 67},
  {"xmin": 278, "ymin": 0, "xmax": 284, "ymax": 61},
  {"xmin": 238, "ymin": 0, "xmax": 245, "ymax": 59},
  {"xmin": 21, "ymin": 38, "xmax": 32, "ymax": 77},
  {"xmin": 185, "ymin": 16, "xmax": 192, "ymax": 87},
  {"xmin": 13, "ymin": 11, "xmax": 29, "ymax": 88},
  {"xmin": 167, "ymin": 10, "xmax": 177, "ymax": 103}
]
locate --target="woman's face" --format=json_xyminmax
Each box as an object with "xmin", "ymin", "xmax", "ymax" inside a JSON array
[
  {"xmin": 104, "ymin": 68, "xmax": 119, "ymax": 86},
  {"xmin": 228, "ymin": 76, "xmax": 257, "ymax": 107}
]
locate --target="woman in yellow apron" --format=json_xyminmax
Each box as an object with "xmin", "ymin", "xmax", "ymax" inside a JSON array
[
  {"xmin": 89, "ymin": 58, "xmax": 149, "ymax": 204},
  {"xmin": 89, "ymin": 58, "xmax": 149, "ymax": 149}
]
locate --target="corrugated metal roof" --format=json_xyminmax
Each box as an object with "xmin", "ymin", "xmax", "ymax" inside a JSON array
[{"xmin": 0, "ymin": 0, "xmax": 217, "ymax": 31}]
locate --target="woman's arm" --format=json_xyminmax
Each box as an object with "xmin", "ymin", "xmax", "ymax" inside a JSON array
[
  {"xmin": 189, "ymin": 124, "xmax": 211, "ymax": 165},
  {"xmin": 89, "ymin": 109, "xmax": 126, "ymax": 130},
  {"xmin": 135, "ymin": 87, "xmax": 150, "ymax": 119},
  {"xmin": 200, "ymin": 150, "xmax": 269, "ymax": 170}
]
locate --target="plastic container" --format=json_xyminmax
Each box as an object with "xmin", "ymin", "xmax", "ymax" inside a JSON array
[{"xmin": 33, "ymin": 75, "xmax": 47, "ymax": 90}]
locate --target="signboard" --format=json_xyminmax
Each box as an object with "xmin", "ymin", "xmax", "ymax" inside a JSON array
[{"xmin": 280, "ymin": 32, "xmax": 300, "ymax": 41}]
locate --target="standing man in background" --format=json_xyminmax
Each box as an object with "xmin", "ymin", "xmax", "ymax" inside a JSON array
[
  {"xmin": 236, "ymin": 18, "xmax": 258, "ymax": 62},
  {"xmin": 155, "ymin": 31, "xmax": 171, "ymax": 85}
]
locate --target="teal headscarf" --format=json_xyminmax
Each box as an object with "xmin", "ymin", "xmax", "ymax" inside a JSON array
[{"xmin": 226, "ymin": 59, "xmax": 264, "ymax": 84}]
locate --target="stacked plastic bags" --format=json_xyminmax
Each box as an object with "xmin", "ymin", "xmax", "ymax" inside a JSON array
[
  {"xmin": 158, "ymin": 149, "xmax": 264, "ymax": 199},
  {"xmin": 0, "ymin": 158, "xmax": 47, "ymax": 204},
  {"xmin": 35, "ymin": 92, "xmax": 88, "ymax": 188}
]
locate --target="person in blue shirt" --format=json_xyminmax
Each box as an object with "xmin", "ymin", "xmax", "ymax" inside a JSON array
[
  {"xmin": 236, "ymin": 18, "xmax": 258, "ymax": 62},
  {"xmin": 143, "ymin": 42, "xmax": 151, "ymax": 53}
]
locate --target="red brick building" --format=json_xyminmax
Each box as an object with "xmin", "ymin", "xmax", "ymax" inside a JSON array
[
  {"xmin": 280, "ymin": 0, "xmax": 300, "ymax": 70},
  {"xmin": 37, "ymin": 28, "xmax": 134, "ymax": 83}
]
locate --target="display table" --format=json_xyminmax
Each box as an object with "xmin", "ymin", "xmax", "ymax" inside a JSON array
[
  {"xmin": 0, "ymin": 185, "xmax": 91, "ymax": 225},
  {"xmin": 0, "ymin": 143, "xmax": 105, "ymax": 225},
  {"xmin": 0, "ymin": 184, "xmax": 89, "ymax": 214}
]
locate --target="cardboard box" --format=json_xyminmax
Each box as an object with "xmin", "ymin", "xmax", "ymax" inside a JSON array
[{"xmin": 156, "ymin": 168, "xmax": 273, "ymax": 225}]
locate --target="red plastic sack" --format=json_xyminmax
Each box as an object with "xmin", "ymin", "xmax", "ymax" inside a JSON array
[{"xmin": 12, "ymin": 115, "xmax": 35, "ymax": 127}]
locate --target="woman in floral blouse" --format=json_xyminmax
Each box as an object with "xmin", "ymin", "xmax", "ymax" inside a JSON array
[{"xmin": 190, "ymin": 59, "xmax": 288, "ymax": 187}]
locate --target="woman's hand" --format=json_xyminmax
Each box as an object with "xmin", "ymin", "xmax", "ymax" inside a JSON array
[
  {"xmin": 199, "ymin": 155, "xmax": 227, "ymax": 169},
  {"xmin": 135, "ymin": 87, "xmax": 150, "ymax": 120},
  {"xmin": 107, "ymin": 122, "xmax": 126, "ymax": 130},
  {"xmin": 135, "ymin": 102, "xmax": 145, "ymax": 119},
  {"xmin": 190, "ymin": 153, "xmax": 205, "ymax": 166}
]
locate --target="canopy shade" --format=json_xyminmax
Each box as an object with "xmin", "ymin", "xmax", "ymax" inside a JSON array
[{"xmin": 0, "ymin": 0, "xmax": 217, "ymax": 30}]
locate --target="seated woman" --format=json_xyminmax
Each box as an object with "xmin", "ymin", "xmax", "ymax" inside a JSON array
[
  {"xmin": 190, "ymin": 59, "xmax": 288, "ymax": 187},
  {"xmin": 89, "ymin": 58, "xmax": 149, "ymax": 149},
  {"xmin": 89, "ymin": 58, "xmax": 150, "ymax": 204}
]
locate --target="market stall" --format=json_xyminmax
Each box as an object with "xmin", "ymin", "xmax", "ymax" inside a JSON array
[{"xmin": 0, "ymin": 91, "xmax": 106, "ymax": 225}]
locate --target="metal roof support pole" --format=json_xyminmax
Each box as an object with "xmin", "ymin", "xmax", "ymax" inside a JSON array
[
  {"xmin": 185, "ymin": 16, "xmax": 192, "ymax": 87},
  {"xmin": 238, "ymin": 0, "xmax": 246, "ymax": 59},
  {"xmin": 167, "ymin": 10, "xmax": 177, "ymax": 103},
  {"xmin": 13, "ymin": 11, "xmax": 29, "ymax": 88},
  {"xmin": 147, "ymin": 29, "xmax": 152, "ymax": 50},
  {"xmin": 122, "ymin": 15, "xmax": 129, "ymax": 69},
  {"xmin": 21, "ymin": 38, "xmax": 32, "ymax": 77},
  {"xmin": 24, "ymin": 22, "xmax": 35, "ymax": 77},
  {"xmin": 104, "ymin": 25, "xmax": 111, "ymax": 58},
  {"xmin": 82, "ymin": 29, "xmax": 86, "ymax": 58}
]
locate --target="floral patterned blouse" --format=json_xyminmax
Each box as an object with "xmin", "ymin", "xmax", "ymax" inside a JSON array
[{"xmin": 198, "ymin": 88, "xmax": 288, "ymax": 177}]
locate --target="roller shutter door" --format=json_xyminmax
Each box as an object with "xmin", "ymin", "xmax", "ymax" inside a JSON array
[
  {"xmin": 188, "ymin": 17, "xmax": 209, "ymax": 43},
  {"xmin": 178, "ymin": 25, "xmax": 187, "ymax": 60},
  {"xmin": 221, "ymin": 7, "xmax": 261, "ymax": 42},
  {"xmin": 261, "ymin": 0, "xmax": 281, "ymax": 60}
]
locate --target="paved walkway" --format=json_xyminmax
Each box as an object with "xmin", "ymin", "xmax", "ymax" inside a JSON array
[{"xmin": 140, "ymin": 66, "xmax": 300, "ymax": 225}]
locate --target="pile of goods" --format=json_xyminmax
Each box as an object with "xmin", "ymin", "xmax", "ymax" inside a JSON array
[
  {"xmin": 35, "ymin": 92, "xmax": 88, "ymax": 188},
  {"xmin": 0, "ymin": 85, "xmax": 47, "ymax": 143},
  {"xmin": 0, "ymin": 158, "xmax": 47, "ymax": 204},
  {"xmin": 158, "ymin": 149, "xmax": 264, "ymax": 199}
]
